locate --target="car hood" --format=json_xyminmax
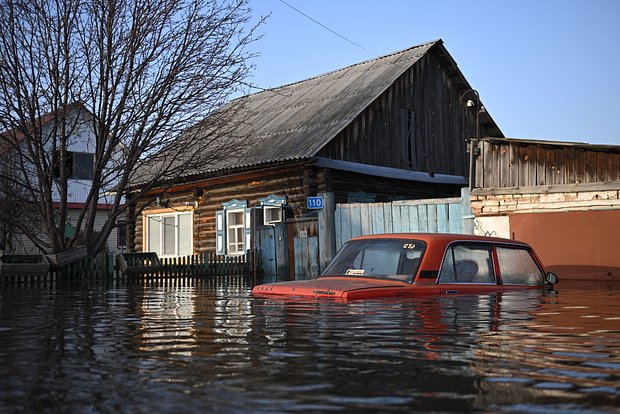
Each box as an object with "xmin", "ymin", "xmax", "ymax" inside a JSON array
[{"xmin": 252, "ymin": 277, "xmax": 408, "ymax": 300}]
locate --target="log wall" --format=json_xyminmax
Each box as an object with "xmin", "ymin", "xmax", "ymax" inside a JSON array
[{"xmin": 131, "ymin": 162, "xmax": 312, "ymax": 254}]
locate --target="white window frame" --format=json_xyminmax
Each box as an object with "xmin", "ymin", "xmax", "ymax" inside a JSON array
[
  {"xmin": 145, "ymin": 211, "xmax": 193, "ymax": 258},
  {"xmin": 226, "ymin": 208, "xmax": 246, "ymax": 255},
  {"xmin": 263, "ymin": 206, "xmax": 283, "ymax": 225}
]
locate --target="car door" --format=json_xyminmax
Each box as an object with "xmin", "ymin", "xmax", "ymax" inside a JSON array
[{"xmin": 436, "ymin": 242, "xmax": 499, "ymax": 294}]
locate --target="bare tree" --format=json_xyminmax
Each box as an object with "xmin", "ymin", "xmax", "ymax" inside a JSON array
[{"xmin": 0, "ymin": 0, "xmax": 262, "ymax": 255}]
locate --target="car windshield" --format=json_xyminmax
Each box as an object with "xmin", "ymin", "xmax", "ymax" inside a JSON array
[{"xmin": 322, "ymin": 239, "xmax": 426, "ymax": 283}]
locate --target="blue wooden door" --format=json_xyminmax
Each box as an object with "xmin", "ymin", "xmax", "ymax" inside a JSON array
[
  {"xmin": 256, "ymin": 227, "xmax": 276, "ymax": 276},
  {"xmin": 294, "ymin": 236, "xmax": 319, "ymax": 280}
]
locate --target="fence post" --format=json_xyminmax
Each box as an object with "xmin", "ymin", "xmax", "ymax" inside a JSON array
[
  {"xmin": 461, "ymin": 187, "xmax": 474, "ymax": 234},
  {"xmin": 318, "ymin": 191, "xmax": 336, "ymax": 273}
]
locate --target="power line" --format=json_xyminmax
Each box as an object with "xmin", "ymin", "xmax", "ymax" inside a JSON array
[{"xmin": 278, "ymin": 0, "xmax": 380, "ymax": 58}]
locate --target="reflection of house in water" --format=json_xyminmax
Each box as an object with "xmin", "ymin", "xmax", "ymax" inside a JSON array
[
  {"xmin": 137, "ymin": 279, "xmax": 254, "ymax": 360},
  {"xmin": 139, "ymin": 285, "xmax": 197, "ymax": 356},
  {"xmin": 210, "ymin": 285, "xmax": 253, "ymax": 355}
]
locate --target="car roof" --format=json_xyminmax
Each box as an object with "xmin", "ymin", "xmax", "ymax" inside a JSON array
[{"xmin": 350, "ymin": 233, "xmax": 528, "ymax": 246}]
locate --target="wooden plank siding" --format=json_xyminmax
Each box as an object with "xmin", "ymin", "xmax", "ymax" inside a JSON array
[
  {"xmin": 318, "ymin": 169, "xmax": 463, "ymax": 203},
  {"xmin": 609, "ymin": 153, "xmax": 620, "ymax": 182},
  {"xmin": 318, "ymin": 52, "xmax": 498, "ymax": 179},
  {"xmin": 474, "ymin": 139, "xmax": 620, "ymax": 192}
]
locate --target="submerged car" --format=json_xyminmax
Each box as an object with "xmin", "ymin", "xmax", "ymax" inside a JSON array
[{"xmin": 252, "ymin": 233, "xmax": 559, "ymax": 301}]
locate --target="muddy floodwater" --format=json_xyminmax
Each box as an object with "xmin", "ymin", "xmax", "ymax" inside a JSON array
[{"xmin": 0, "ymin": 278, "xmax": 619, "ymax": 413}]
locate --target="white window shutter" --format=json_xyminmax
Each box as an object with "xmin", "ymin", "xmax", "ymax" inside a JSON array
[
  {"xmin": 215, "ymin": 210, "xmax": 226, "ymax": 255},
  {"xmin": 244, "ymin": 207, "xmax": 252, "ymax": 253}
]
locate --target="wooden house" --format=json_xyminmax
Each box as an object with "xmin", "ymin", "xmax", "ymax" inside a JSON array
[
  {"xmin": 470, "ymin": 137, "xmax": 620, "ymax": 281},
  {"xmin": 127, "ymin": 39, "xmax": 503, "ymax": 277}
]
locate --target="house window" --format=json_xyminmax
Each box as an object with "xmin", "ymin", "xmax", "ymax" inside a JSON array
[
  {"xmin": 264, "ymin": 206, "xmax": 283, "ymax": 225},
  {"xmin": 117, "ymin": 220, "xmax": 127, "ymax": 248},
  {"xmin": 259, "ymin": 194, "xmax": 287, "ymax": 226},
  {"xmin": 216, "ymin": 199, "xmax": 251, "ymax": 256},
  {"xmin": 226, "ymin": 209, "xmax": 245, "ymax": 254},
  {"xmin": 72, "ymin": 152, "xmax": 94, "ymax": 180},
  {"xmin": 53, "ymin": 151, "xmax": 94, "ymax": 180},
  {"xmin": 145, "ymin": 212, "xmax": 192, "ymax": 257}
]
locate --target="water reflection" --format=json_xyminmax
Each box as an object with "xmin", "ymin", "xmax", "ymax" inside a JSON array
[
  {"xmin": 0, "ymin": 279, "xmax": 618, "ymax": 413},
  {"xmin": 138, "ymin": 285, "xmax": 197, "ymax": 356}
]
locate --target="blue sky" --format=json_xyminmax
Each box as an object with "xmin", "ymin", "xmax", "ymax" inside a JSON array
[{"xmin": 246, "ymin": 0, "xmax": 620, "ymax": 145}]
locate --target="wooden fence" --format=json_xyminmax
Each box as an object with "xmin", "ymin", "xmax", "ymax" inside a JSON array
[
  {"xmin": 334, "ymin": 195, "xmax": 473, "ymax": 250},
  {"xmin": 0, "ymin": 251, "xmax": 249, "ymax": 285}
]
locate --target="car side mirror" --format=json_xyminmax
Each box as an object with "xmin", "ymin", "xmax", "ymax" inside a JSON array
[{"xmin": 545, "ymin": 272, "xmax": 559, "ymax": 285}]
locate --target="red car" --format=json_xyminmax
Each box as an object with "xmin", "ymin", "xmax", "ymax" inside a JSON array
[{"xmin": 252, "ymin": 233, "xmax": 559, "ymax": 301}]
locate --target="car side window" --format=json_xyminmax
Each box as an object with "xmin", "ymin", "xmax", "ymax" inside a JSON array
[
  {"xmin": 438, "ymin": 244, "xmax": 495, "ymax": 284},
  {"xmin": 496, "ymin": 247, "xmax": 544, "ymax": 286}
]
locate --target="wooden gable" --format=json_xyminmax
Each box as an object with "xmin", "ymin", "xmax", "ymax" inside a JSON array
[{"xmin": 318, "ymin": 47, "xmax": 502, "ymax": 178}]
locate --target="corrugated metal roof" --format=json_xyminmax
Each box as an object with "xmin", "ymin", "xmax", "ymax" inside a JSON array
[
  {"xmin": 136, "ymin": 40, "xmax": 439, "ymax": 183},
  {"xmin": 203, "ymin": 41, "xmax": 436, "ymax": 170}
]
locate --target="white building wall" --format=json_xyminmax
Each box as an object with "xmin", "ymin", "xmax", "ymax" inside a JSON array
[
  {"xmin": 3, "ymin": 209, "xmax": 125, "ymax": 255},
  {"xmin": 42, "ymin": 108, "xmax": 122, "ymax": 205},
  {"xmin": 66, "ymin": 208, "xmax": 125, "ymax": 253},
  {"xmin": 473, "ymin": 216, "xmax": 510, "ymax": 238},
  {"xmin": 4, "ymin": 232, "xmax": 42, "ymax": 255}
]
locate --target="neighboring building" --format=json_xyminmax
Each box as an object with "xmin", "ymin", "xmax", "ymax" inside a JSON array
[
  {"xmin": 0, "ymin": 105, "xmax": 125, "ymax": 254},
  {"xmin": 127, "ymin": 39, "xmax": 503, "ymax": 275},
  {"xmin": 470, "ymin": 137, "xmax": 620, "ymax": 281}
]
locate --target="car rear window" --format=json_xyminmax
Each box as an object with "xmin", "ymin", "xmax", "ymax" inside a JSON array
[{"xmin": 496, "ymin": 247, "xmax": 544, "ymax": 286}]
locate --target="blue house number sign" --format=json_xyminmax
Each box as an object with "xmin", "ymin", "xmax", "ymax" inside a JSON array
[{"xmin": 307, "ymin": 196, "xmax": 324, "ymax": 209}]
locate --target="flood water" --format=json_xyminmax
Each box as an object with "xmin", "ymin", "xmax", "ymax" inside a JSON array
[{"xmin": 0, "ymin": 277, "xmax": 619, "ymax": 413}]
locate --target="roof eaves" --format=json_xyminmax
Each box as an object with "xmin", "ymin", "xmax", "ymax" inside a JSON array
[
  {"xmin": 312, "ymin": 157, "xmax": 467, "ymax": 185},
  {"xmin": 128, "ymin": 156, "xmax": 313, "ymax": 190}
]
